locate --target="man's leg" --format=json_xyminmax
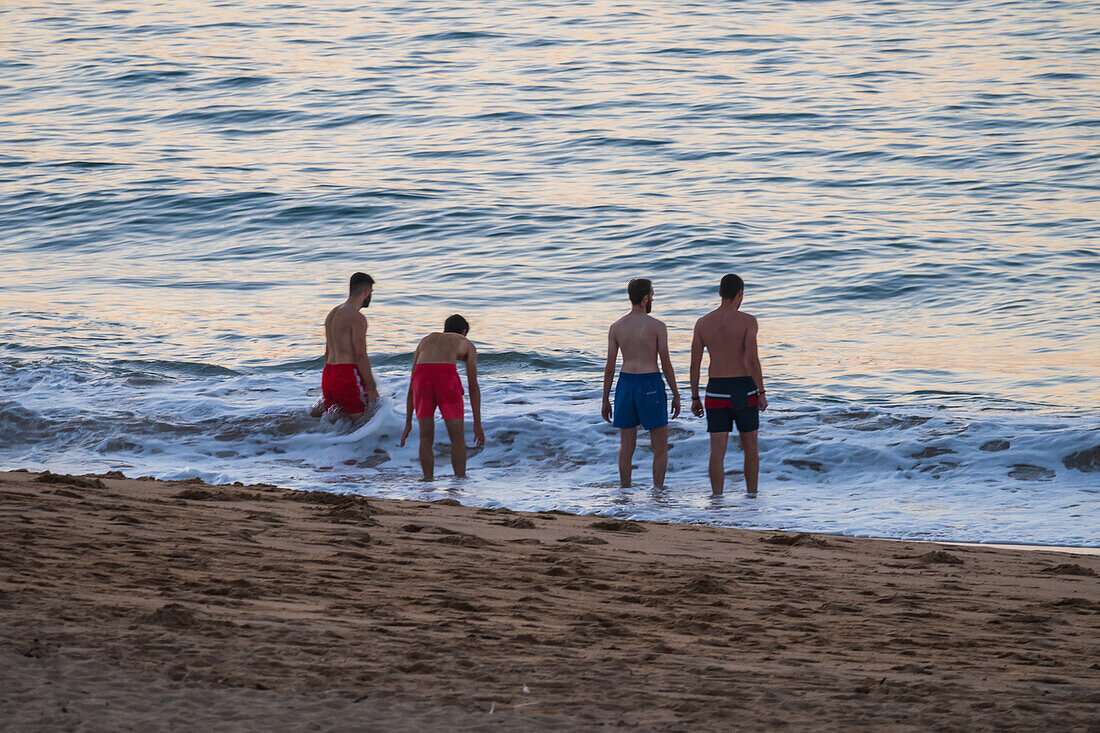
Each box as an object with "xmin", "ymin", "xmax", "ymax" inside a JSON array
[
  {"xmin": 650, "ymin": 426, "xmax": 668, "ymax": 489},
  {"xmin": 444, "ymin": 418, "xmax": 466, "ymax": 477},
  {"xmin": 739, "ymin": 430, "xmax": 759, "ymax": 494},
  {"xmin": 618, "ymin": 428, "xmax": 637, "ymax": 488},
  {"xmin": 709, "ymin": 432, "xmax": 728, "ymax": 494},
  {"xmin": 418, "ymin": 417, "xmax": 435, "ymax": 481}
]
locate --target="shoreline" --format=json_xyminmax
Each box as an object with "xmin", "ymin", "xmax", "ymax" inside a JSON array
[
  {"xmin": 3, "ymin": 469, "xmax": 1098, "ymax": 730},
  {"xmin": 905, "ymin": 538, "xmax": 1100, "ymax": 557},
  {"xmin": 7, "ymin": 464, "xmax": 1097, "ymax": 554}
]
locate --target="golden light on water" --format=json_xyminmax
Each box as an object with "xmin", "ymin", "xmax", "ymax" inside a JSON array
[{"xmin": 2, "ymin": 0, "xmax": 1095, "ymax": 415}]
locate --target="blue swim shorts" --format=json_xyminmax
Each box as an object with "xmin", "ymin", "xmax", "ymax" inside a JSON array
[{"xmin": 613, "ymin": 372, "xmax": 668, "ymax": 431}]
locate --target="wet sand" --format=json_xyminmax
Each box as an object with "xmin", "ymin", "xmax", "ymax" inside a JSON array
[{"xmin": 2, "ymin": 469, "xmax": 1098, "ymax": 731}]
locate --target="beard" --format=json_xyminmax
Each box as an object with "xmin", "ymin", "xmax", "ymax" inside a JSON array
[
  {"xmin": 360, "ymin": 293, "xmax": 372, "ymax": 309},
  {"xmin": 645, "ymin": 299, "xmax": 652, "ymax": 314}
]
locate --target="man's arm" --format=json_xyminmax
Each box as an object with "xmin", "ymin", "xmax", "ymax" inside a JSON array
[
  {"xmin": 323, "ymin": 310, "xmax": 333, "ymax": 364},
  {"xmin": 352, "ymin": 316, "xmax": 379, "ymax": 403},
  {"xmin": 400, "ymin": 344, "xmax": 420, "ymax": 446},
  {"xmin": 690, "ymin": 323, "xmax": 705, "ymax": 417},
  {"xmin": 464, "ymin": 342, "xmax": 485, "ymax": 447},
  {"xmin": 745, "ymin": 317, "xmax": 767, "ymax": 411},
  {"xmin": 601, "ymin": 325, "xmax": 618, "ymax": 424},
  {"xmin": 657, "ymin": 322, "xmax": 681, "ymax": 419}
]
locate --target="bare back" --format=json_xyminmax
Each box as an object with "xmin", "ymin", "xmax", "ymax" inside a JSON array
[
  {"xmin": 610, "ymin": 313, "xmax": 663, "ymax": 374},
  {"xmin": 414, "ymin": 332, "xmax": 473, "ymax": 365},
  {"xmin": 324, "ymin": 304, "xmax": 366, "ymax": 365},
  {"xmin": 694, "ymin": 307, "xmax": 756, "ymax": 378}
]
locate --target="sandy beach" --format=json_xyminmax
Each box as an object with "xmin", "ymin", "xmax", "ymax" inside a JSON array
[{"xmin": 1, "ymin": 469, "xmax": 1097, "ymax": 730}]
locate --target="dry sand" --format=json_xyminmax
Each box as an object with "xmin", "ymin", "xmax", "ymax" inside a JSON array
[{"xmin": 1, "ymin": 469, "xmax": 1098, "ymax": 731}]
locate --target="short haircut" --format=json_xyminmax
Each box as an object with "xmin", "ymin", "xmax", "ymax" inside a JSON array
[
  {"xmin": 444, "ymin": 314, "xmax": 469, "ymax": 334},
  {"xmin": 719, "ymin": 273, "xmax": 744, "ymax": 300},
  {"xmin": 349, "ymin": 272, "xmax": 374, "ymax": 295},
  {"xmin": 627, "ymin": 278, "xmax": 652, "ymax": 305}
]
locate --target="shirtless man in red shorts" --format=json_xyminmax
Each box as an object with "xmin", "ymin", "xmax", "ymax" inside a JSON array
[
  {"xmin": 400, "ymin": 314, "xmax": 485, "ymax": 480},
  {"xmin": 320, "ymin": 272, "xmax": 379, "ymax": 416}
]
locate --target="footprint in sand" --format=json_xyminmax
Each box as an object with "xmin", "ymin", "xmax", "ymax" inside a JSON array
[
  {"xmin": 436, "ymin": 534, "xmax": 493, "ymax": 547},
  {"xmin": 1041, "ymin": 563, "xmax": 1096, "ymax": 577},
  {"xmin": 760, "ymin": 533, "xmax": 828, "ymax": 548},
  {"xmin": 498, "ymin": 517, "xmax": 536, "ymax": 529},
  {"xmin": 589, "ymin": 519, "xmax": 646, "ymax": 533},
  {"xmin": 894, "ymin": 550, "xmax": 964, "ymax": 565},
  {"xmin": 557, "ymin": 535, "xmax": 608, "ymax": 545}
]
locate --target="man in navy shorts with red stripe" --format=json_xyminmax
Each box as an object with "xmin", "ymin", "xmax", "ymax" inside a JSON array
[{"xmin": 689, "ymin": 274, "xmax": 768, "ymax": 495}]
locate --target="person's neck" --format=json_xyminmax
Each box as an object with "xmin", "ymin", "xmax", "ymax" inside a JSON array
[
  {"xmin": 719, "ymin": 299, "xmax": 740, "ymax": 311},
  {"xmin": 630, "ymin": 304, "xmax": 649, "ymax": 315}
]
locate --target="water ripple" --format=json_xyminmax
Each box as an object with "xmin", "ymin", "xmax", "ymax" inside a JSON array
[{"xmin": 0, "ymin": 0, "xmax": 1096, "ymax": 415}]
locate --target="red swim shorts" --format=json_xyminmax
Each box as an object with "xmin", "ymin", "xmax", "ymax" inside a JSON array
[
  {"xmin": 321, "ymin": 364, "xmax": 367, "ymax": 415},
  {"xmin": 412, "ymin": 362, "xmax": 464, "ymax": 420}
]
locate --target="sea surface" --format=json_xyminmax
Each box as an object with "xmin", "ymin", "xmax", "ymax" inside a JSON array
[{"xmin": 2, "ymin": 0, "xmax": 1098, "ymax": 545}]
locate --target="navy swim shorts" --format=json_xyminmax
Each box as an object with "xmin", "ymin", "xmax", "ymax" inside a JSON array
[
  {"xmin": 613, "ymin": 372, "xmax": 668, "ymax": 431},
  {"xmin": 704, "ymin": 376, "xmax": 759, "ymax": 434}
]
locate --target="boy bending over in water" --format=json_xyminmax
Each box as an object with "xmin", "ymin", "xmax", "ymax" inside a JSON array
[{"xmin": 401, "ymin": 315, "xmax": 485, "ymax": 480}]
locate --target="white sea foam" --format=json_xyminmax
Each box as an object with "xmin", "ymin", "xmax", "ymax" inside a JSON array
[{"xmin": 2, "ymin": 357, "xmax": 1096, "ymax": 547}]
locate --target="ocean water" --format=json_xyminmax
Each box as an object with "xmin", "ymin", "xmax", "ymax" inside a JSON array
[{"xmin": 1, "ymin": 0, "xmax": 1098, "ymax": 545}]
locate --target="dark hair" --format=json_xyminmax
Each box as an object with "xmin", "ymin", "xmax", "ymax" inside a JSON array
[
  {"xmin": 719, "ymin": 273, "xmax": 744, "ymax": 300},
  {"xmin": 444, "ymin": 314, "xmax": 469, "ymax": 334},
  {"xmin": 627, "ymin": 278, "xmax": 652, "ymax": 305},
  {"xmin": 349, "ymin": 272, "xmax": 374, "ymax": 296}
]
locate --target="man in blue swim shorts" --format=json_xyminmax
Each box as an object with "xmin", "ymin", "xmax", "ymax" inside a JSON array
[
  {"xmin": 689, "ymin": 274, "xmax": 768, "ymax": 495},
  {"xmin": 601, "ymin": 278, "xmax": 682, "ymax": 488}
]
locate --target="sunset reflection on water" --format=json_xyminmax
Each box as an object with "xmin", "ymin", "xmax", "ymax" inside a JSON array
[{"xmin": 1, "ymin": 0, "xmax": 1096, "ymax": 414}]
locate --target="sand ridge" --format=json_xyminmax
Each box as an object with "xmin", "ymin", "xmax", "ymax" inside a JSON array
[{"xmin": 1, "ymin": 469, "xmax": 1098, "ymax": 730}]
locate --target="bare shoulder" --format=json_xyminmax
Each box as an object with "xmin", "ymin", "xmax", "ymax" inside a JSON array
[
  {"xmin": 737, "ymin": 311, "xmax": 758, "ymax": 338},
  {"xmin": 451, "ymin": 333, "xmax": 475, "ymax": 362},
  {"xmin": 694, "ymin": 309, "xmax": 717, "ymax": 335},
  {"xmin": 332, "ymin": 304, "xmax": 366, "ymax": 326},
  {"xmin": 646, "ymin": 314, "xmax": 667, "ymax": 331},
  {"xmin": 696, "ymin": 308, "xmax": 720, "ymax": 327}
]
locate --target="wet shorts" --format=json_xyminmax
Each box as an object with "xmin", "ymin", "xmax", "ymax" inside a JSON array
[
  {"xmin": 412, "ymin": 362, "xmax": 464, "ymax": 420},
  {"xmin": 322, "ymin": 364, "xmax": 367, "ymax": 415},
  {"xmin": 705, "ymin": 376, "xmax": 760, "ymax": 434},
  {"xmin": 613, "ymin": 371, "xmax": 668, "ymax": 431}
]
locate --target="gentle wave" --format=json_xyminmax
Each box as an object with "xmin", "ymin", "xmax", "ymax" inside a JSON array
[{"xmin": 1, "ymin": 354, "xmax": 1098, "ymax": 545}]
